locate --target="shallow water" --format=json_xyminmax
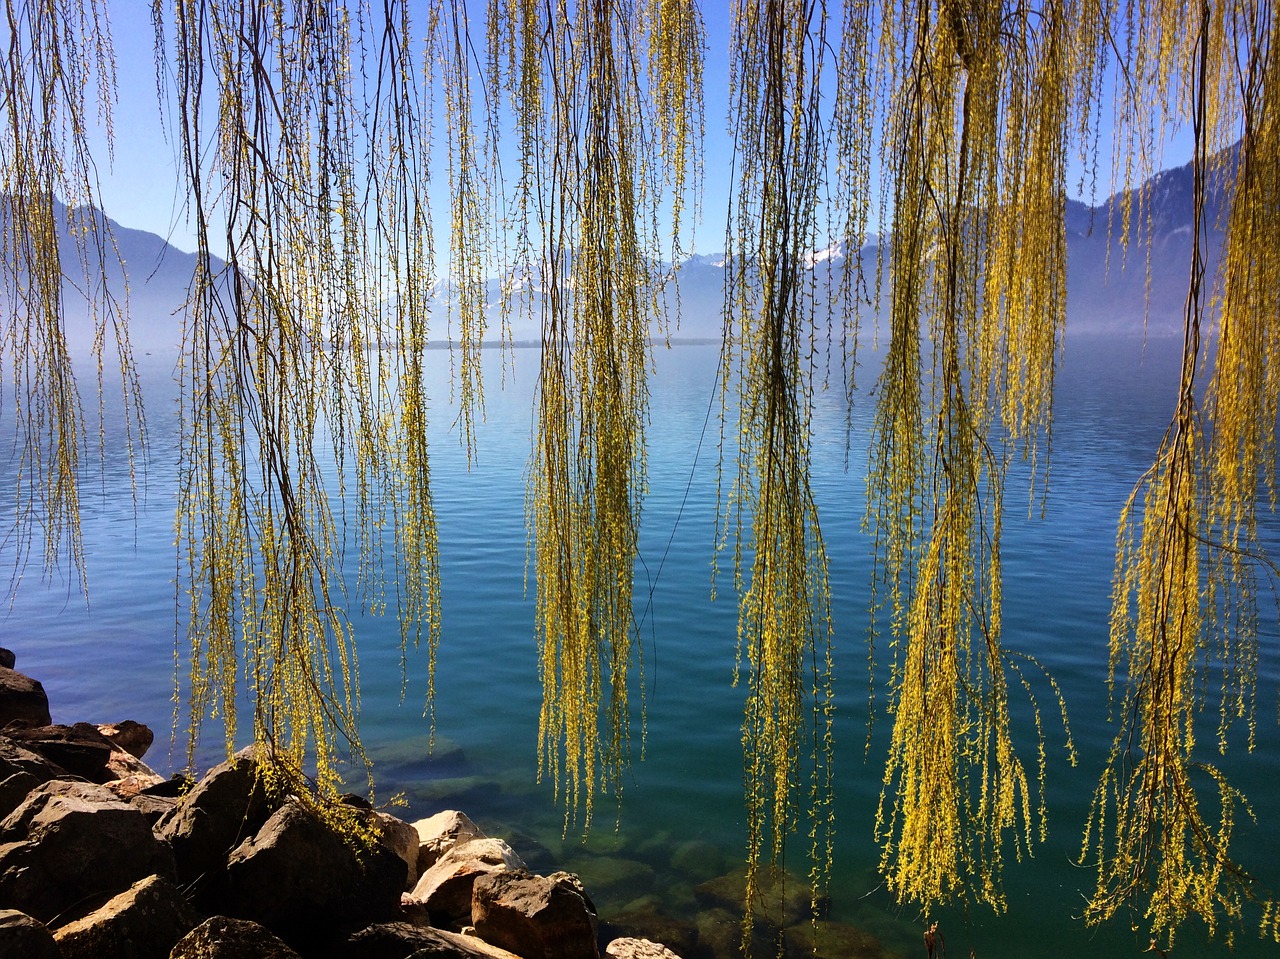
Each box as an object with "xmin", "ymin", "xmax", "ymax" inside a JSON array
[{"xmin": 4, "ymin": 334, "xmax": 1278, "ymax": 958}]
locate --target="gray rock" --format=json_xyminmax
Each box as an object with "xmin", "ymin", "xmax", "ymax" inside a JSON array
[
  {"xmin": 411, "ymin": 808, "xmax": 486, "ymax": 875},
  {"xmin": 2, "ymin": 723, "xmax": 114, "ymax": 782},
  {"xmin": 605, "ymin": 938, "xmax": 684, "ymax": 959},
  {"xmin": 374, "ymin": 810, "xmax": 422, "ymax": 889},
  {"xmin": 0, "ymin": 648, "xmax": 15, "ymax": 670},
  {"xmin": 0, "ymin": 736, "xmax": 64, "ymax": 819},
  {"xmin": 0, "ymin": 779, "xmax": 175, "ymax": 924},
  {"xmin": 471, "ymin": 869, "xmax": 600, "ymax": 959},
  {"xmin": 346, "ymin": 921, "xmax": 525, "ymax": 958},
  {"xmin": 169, "ymin": 916, "xmax": 302, "ymax": 959},
  {"xmin": 154, "ymin": 745, "xmax": 276, "ymax": 900},
  {"xmin": 221, "ymin": 798, "xmax": 405, "ymax": 952},
  {"xmin": 52, "ymin": 873, "xmax": 200, "ymax": 959},
  {"xmin": 410, "ymin": 837, "xmax": 525, "ymax": 931},
  {"xmin": 0, "ymin": 667, "xmax": 51, "ymax": 729},
  {"xmin": 0, "ymin": 908, "xmax": 60, "ymax": 959},
  {"xmin": 95, "ymin": 720, "xmax": 154, "ymax": 760}
]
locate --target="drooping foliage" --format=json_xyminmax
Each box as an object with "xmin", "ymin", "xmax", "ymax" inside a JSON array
[
  {"xmin": 0, "ymin": 0, "xmax": 143, "ymax": 598},
  {"xmin": 1, "ymin": 0, "xmax": 1279, "ymax": 948},
  {"xmin": 1082, "ymin": 1, "xmax": 1280, "ymax": 947},
  {"xmin": 720, "ymin": 0, "xmax": 836, "ymax": 923}
]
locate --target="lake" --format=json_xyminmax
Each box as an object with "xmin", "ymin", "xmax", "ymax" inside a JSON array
[{"xmin": 3, "ymin": 334, "xmax": 1278, "ymax": 958}]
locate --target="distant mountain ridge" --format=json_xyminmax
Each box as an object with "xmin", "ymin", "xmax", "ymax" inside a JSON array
[{"xmin": 9, "ymin": 151, "xmax": 1228, "ymax": 352}]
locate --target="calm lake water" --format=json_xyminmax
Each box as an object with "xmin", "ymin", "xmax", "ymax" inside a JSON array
[{"xmin": 4, "ymin": 335, "xmax": 1278, "ymax": 958}]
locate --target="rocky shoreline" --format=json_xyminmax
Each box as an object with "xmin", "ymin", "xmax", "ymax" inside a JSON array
[{"xmin": 0, "ymin": 648, "xmax": 681, "ymax": 959}]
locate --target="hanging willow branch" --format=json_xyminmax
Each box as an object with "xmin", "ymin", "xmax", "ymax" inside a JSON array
[
  {"xmin": 1084, "ymin": 0, "xmax": 1280, "ymax": 946},
  {"xmin": 163, "ymin": 0, "xmax": 442, "ymax": 809},
  {"xmin": 495, "ymin": 0, "xmax": 702, "ymax": 831},
  {"xmin": 0, "ymin": 0, "xmax": 143, "ymax": 600},
  {"xmin": 868, "ymin": 0, "xmax": 1095, "ymax": 914},
  {"xmin": 722, "ymin": 0, "xmax": 836, "ymax": 927}
]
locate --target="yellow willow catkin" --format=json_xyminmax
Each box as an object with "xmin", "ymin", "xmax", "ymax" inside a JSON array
[
  {"xmin": 869, "ymin": 0, "xmax": 1090, "ymax": 914},
  {"xmin": 0, "ymin": 0, "xmax": 144, "ymax": 599},
  {"xmin": 1085, "ymin": 1, "xmax": 1280, "ymax": 945},
  {"xmin": 165, "ymin": 0, "xmax": 441, "ymax": 815},
  {"xmin": 493, "ymin": 0, "xmax": 686, "ymax": 831},
  {"xmin": 723, "ymin": 0, "xmax": 836, "ymax": 932}
]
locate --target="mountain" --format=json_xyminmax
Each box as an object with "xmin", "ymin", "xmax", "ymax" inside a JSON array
[{"xmin": 6, "ymin": 151, "xmax": 1228, "ymax": 354}]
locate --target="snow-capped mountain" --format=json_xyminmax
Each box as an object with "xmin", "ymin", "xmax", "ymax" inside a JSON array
[{"xmin": 8, "ymin": 149, "xmax": 1232, "ymax": 353}]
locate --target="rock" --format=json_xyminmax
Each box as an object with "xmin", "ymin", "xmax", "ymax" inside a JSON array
[
  {"xmin": 346, "ymin": 921, "xmax": 526, "ymax": 958},
  {"xmin": 412, "ymin": 808, "xmax": 486, "ymax": 875},
  {"xmin": 598, "ymin": 898, "xmax": 702, "ymax": 959},
  {"xmin": 693, "ymin": 866, "xmax": 829, "ymax": 929},
  {"xmin": 374, "ymin": 810, "xmax": 421, "ymax": 889},
  {"xmin": 0, "ymin": 736, "xmax": 64, "ymax": 819},
  {"xmin": 669, "ymin": 840, "xmax": 726, "ymax": 882},
  {"xmin": 0, "ymin": 779, "xmax": 176, "ymax": 924},
  {"xmin": 221, "ymin": 798, "xmax": 405, "ymax": 952},
  {"xmin": 0, "ymin": 908, "xmax": 60, "ymax": 959},
  {"xmin": 0, "ymin": 668, "xmax": 52, "ymax": 729},
  {"xmin": 471, "ymin": 869, "xmax": 599, "ymax": 959},
  {"xmin": 96, "ymin": 720, "xmax": 154, "ymax": 760},
  {"xmin": 781, "ymin": 917, "xmax": 893, "ymax": 958},
  {"xmin": 52, "ymin": 873, "xmax": 200, "ymax": 959},
  {"xmin": 0, "ymin": 648, "xmax": 15, "ymax": 670},
  {"xmin": 169, "ymin": 916, "xmax": 302, "ymax": 959},
  {"xmin": 410, "ymin": 837, "xmax": 525, "ymax": 930},
  {"xmin": 128, "ymin": 791, "xmax": 179, "ymax": 825},
  {"xmin": 605, "ymin": 938, "xmax": 684, "ymax": 959},
  {"xmin": 154, "ymin": 745, "xmax": 276, "ymax": 902},
  {"xmin": 1, "ymin": 722, "xmax": 112, "ymax": 781}
]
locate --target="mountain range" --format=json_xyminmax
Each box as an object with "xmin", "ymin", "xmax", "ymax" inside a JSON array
[{"xmin": 13, "ymin": 152, "xmax": 1228, "ymax": 354}]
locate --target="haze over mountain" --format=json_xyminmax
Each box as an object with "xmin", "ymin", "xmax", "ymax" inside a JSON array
[{"xmin": 9, "ymin": 152, "xmax": 1226, "ymax": 355}]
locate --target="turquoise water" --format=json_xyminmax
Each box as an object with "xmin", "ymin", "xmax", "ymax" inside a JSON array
[{"xmin": 4, "ymin": 337, "xmax": 1278, "ymax": 958}]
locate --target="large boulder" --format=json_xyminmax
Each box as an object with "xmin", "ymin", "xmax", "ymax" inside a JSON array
[
  {"xmin": 410, "ymin": 837, "xmax": 525, "ymax": 930},
  {"xmin": 0, "ymin": 779, "xmax": 176, "ymax": 924},
  {"xmin": 3, "ymin": 722, "xmax": 164, "ymax": 790},
  {"xmin": 471, "ymin": 870, "xmax": 599, "ymax": 959},
  {"xmin": 0, "ymin": 668, "xmax": 51, "ymax": 729},
  {"xmin": 220, "ymin": 798, "xmax": 406, "ymax": 952},
  {"xmin": 0, "ymin": 736, "xmax": 64, "ymax": 820},
  {"xmin": 154, "ymin": 745, "xmax": 276, "ymax": 902},
  {"xmin": 95, "ymin": 720, "xmax": 154, "ymax": 760},
  {"xmin": 52, "ymin": 873, "xmax": 200, "ymax": 959},
  {"xmin": 373, "ymin": 810, "xmax": 421, "ymax": 890},
  {"xmin": 0, "ymin": 908, "xmax": 60, "ymax": 959},
  {"xmin": 412, "ymin": 809, "xmax": 486, "ymax": 874},
  {"xmin": 169, "ymin": 916, "xmax": 302, "ymax": 959},
  {"xmin": 345, "ymin": 921, "xmax": 526, "ymax": 959}
]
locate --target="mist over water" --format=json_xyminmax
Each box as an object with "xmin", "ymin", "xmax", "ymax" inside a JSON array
[{"xmin": 3, "ymin": 333, "xmax": 1277, "ymax": 958}]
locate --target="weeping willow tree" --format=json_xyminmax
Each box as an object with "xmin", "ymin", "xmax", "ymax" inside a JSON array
[
  {"xmin": 2, "ymin": 0, "xmax": 1280, "ymax": 950},
  {"xmin": 487, "ymin": 0, "xmax": 703, "ymax": 829}
]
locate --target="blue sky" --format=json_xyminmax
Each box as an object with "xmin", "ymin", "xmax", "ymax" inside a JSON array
[{"xmin": 86, "ymin": 3, "xmax": 1190, "ymax": 267}]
